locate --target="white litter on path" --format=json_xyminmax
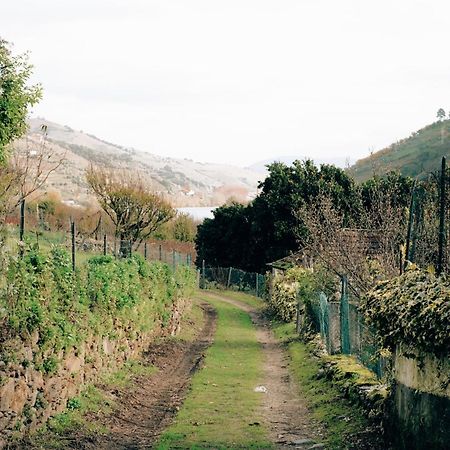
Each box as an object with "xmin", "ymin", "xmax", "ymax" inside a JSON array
[{"xmin": 254, "ymin": 385, "xmax": 268, "ymax": 393}]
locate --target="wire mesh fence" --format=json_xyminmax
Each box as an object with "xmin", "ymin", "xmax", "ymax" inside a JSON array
[
  {"xmin": 200, "ymin": 265, "xmax": 267, "ymax": 299},
  {"xmin": 1, "ymin": 198, "xmax": 196, "ymax": 272},
  {"xmin": 306, "ymin": 275, "xmax": 386, "ymax": 378},
  {"xmin": 407, "ymin": 156, "xmax": 450, "ymax": 274},
  {"xmin": 2, "ymin": 221, "xmax": 195, "ymax": 272}
]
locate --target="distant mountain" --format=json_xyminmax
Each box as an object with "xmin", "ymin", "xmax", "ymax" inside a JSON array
[
  {"xmin": 247, "ymin": 155, "xmax": 349, "ymax": 174},
  {"xmin": 24, "ymin": 118, "xmax": 263, "ymax": 207},
  {"xmin": 349, "ymin": 120, "xmax": 450, "ymax": 182}
]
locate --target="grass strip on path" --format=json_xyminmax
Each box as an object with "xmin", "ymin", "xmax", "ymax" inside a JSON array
[
  {"xmin": 211, "ymin": 290, "xmax": 380, "ymax": 449},
  {"xmin": 207, "ymin": 289, "xmax": 265, "ymax": 310},
  {"xmin": 156, "ymin": 293, "xmax": 272, "ymax": 450}
]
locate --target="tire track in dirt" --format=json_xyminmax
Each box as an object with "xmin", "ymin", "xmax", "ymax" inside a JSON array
[
  {"xmin": 64, "ymin": 301, "xmax": 217, "ymax": 449},
  {"xmin": 201, "ymin": 292, "xmax": 323, "ymax": 450}
]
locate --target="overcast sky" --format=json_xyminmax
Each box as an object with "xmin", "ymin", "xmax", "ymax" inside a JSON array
[{"xmin": 2, "ymin": 0, "xmax": 450, "ymax": 166}]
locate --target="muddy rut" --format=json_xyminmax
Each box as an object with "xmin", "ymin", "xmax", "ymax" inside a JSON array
[{"xmin": 65, "ymin": 301, "xmax": 216, "ymax": 449}]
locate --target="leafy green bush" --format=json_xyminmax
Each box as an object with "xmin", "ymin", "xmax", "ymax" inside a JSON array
[
  {"xmin": 0, "ymin": 246, "xmax": 197, "ymax": 365},
  {"xmin": 362, "ymin": 266, "xmax": 450, "ymax": 355},
  {"xmin": 269, "ymin": 267, "xmax": 316, "ymax": 322}
]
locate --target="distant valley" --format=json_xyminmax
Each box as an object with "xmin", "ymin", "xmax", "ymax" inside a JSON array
[
  {"xmin": 23, "ymin": 118, "xmax": 264, "ymax": 207},
  {"xmin": 20, "ymin": 117, "xmax": 447, "ymax": 211}
]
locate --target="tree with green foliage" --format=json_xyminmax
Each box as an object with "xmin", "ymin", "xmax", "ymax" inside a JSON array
[
  {"xmin": 196, "ymin": 202, "xmax": 252, "ymax": 269},
  {"xmin": 154, "ymin": 212, "xmax": 198, "ymax": 242},
  {"xmin": 0, "ymin": 38, "xmax": 42, "ymax": 163},
  {"xmin": 360, "ymin": 171, "xmax": 414, "ymax": 227},
  {"xmin": 196, "ymin": 160, "xmax": 360, "ymax": 273},
  {"xmin": 172, "ymin": 213, "xmax": 197, "ymax": 242},
  {"xmin": 436, "ymin": 108, "xmax": 446, "ymax": 121}
]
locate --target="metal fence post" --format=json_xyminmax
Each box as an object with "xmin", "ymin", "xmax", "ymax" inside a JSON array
[
  {"xmin": 103, "ymin": 234, "xmax": 107, "ymax": 255},
  {"xmin": 405, "ymin": 181, "xmax": 417, "ymax": 269},
  {"xmin": 71, "ymin": 220, "xmax": 76, "ymax": 272},
  {"xmin": 144, "ymin": 242, "xmax": 148, "ymax": 260},
  {"xmin": 159, "ymin": 244, "xmax": 162, "ymax": 261},
  {"xmin": 438, "ymin": 156, "xmax": 446, "ymax": 275},
  {"xmin": 172, "ymin": 250, "xmax": 176, "ymax": 269},
  {"xmin": 19, "ymin": 198, "xmax": 25, "ymax": 242},
  {"xmin": 340, "ymin": 275, "xmax": 350, "ymax": 354},
  {"xmin": 202, "ymin": 259, "xmax": 205, "ymax": 288},
  {"xmin": 227, "ymin": 267, "xmax": 232, "ymax": 289}
]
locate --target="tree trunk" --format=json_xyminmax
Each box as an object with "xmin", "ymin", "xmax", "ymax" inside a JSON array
[{"xmin": 119, "ymin": 234, "xmax": 130, "ymax": 258}]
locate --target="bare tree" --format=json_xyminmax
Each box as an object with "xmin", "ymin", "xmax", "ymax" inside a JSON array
[
  {"xmin": 0, "ymin": 125, "xmax": 65, "ymax": 240},
  {"xmin": 86, "ymin": 165, "xmax": 175, "ymax": 257},
  {"xmin": 297, "ymin": 189, "xmax": 404, "ymax": 295}
]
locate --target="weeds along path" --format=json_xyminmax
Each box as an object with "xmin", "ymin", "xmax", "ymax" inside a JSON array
[
  {"xmin": 16, "ymin": 301, "xmax": 218, "ymax": 450},
  {"xmin": 200, "ymin": 291, "xmax": 322, "ymax": 449},
  {"xmin": 82, "ymin": 301, "xmax": 217, "ymax": 449}
]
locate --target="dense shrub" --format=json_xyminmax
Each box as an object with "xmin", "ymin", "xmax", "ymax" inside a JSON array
[
  {"xmin": 269, "ymin": 267, "xmax": 315, "ymax": 322},
  {"xmin": 362, "ymin": 266, "xmax": 450, "ymax": 355},
  {"xmin": 269, "ymin": 266, "xmax": 337, "ymax": 322},
  {"xmin": 0, "ymin": 246, "xmax": 197, "ymax": 362}
]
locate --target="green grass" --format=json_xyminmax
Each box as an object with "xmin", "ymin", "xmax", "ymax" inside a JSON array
[
  {"xmin": 176, "ymin": 299, "xmax": 206, "ymax": 343},
  {"xmin": 13, "ymin": 359, "xmax": 159, "ymax": 449},
  {"xmin": 207, "ymin": 289, "xmax": 267, "ymax": 310},
  {"xmin": 349, "ymin": 119, "xmax": 450, "ymax": 182},
  {"xmin": 272, "ymin": 321, "xmax": 374, "ymax": 449},
  {"xmin": 101, "ymin": 359, "xmax": 158, "ymax": 389},
  {"xmin": 17, "ymin": 384, "xmax": 112, "ymax": 449},
  {"xmin": 156, "ymin": 294, "xmax": 272, "ymax": 449},
  {"xmin": 5, "ymin": 227, "xmax": 98, "ymax": 268}
]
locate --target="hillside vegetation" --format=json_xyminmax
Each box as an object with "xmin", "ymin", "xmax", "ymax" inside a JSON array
[
  {"xmin": 21, "ymin": 118, "xmax": 261, "ymax": 207},
  {"xmin": 349, "ymin": 120, "xmax": 450, "ymax": 182}
]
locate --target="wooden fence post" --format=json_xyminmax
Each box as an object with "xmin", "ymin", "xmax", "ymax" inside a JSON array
[
  {"xmin": 144, "ymin": 242, "xmax": 148, "ymax": 260},
  {"xmin": 438, "ymin": 156, "xmax": 446, "ymax": 275},
  {"xmin": 159, "ymin": 244, "xmax": 162, "ymax": 261},
  {"xmin": 103, "ymin": 234, "xmax": 107, "ymax": 256}
]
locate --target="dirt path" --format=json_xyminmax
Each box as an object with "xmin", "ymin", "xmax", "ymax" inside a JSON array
[
  {"xmin": 201, "ymin": 292, "xmax": 323, "ymax": 449},
  {"xmin": 67, "ymin": 301, "xmax": 217, "ymax": 449}
]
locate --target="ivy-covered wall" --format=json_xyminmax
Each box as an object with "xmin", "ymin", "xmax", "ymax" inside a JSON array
[
  {"xmin": 0, "ymin": 247, "xmax": 196, "ymax": 446},
  {"xmin": 363, "ymin": 267, "xmax": 450, "ymax": 450},
  {"xmin": 363, "ymin": 266, "xmax": 449, "ymax": 356}
]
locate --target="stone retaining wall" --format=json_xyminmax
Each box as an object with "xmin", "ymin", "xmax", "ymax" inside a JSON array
[
  {"xmin": 0, "ymin": 298, "xmax": 188, "ymax": 448},
  {"xmin": 388, "ymin": 345, "xmax": 450, "ymax": 450}
]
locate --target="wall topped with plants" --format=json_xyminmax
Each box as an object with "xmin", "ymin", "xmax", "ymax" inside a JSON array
[
  {"xmin": 0, "ymin": 246, "xmax": 196, "ymax": 444},
  {"xmin": 362, "ymin": 266, "xmax": 450, "ymax": 356}
]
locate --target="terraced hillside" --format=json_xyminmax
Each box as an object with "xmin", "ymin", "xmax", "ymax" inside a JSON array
[{"xmin": 21, "ymin": 118, "xmax": 262, "ymax": 207}]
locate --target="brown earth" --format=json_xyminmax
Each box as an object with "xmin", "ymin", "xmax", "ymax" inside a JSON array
[
  {"xmin": 80, "ymin": 302, "xmax": 217, "ymax": 449},
  {"xmin": 13, "ymin": 301, "xmax": 217, "ymax": 450}
]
